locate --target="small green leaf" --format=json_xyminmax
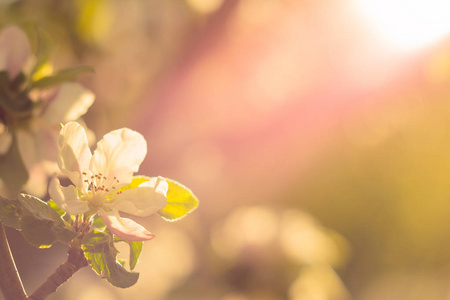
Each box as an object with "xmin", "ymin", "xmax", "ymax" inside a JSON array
[
  {"xmin": 128, "ymin": 241, "xmax": 143, "ymax": 270},
  {"xmin": 83, "ymin": 231, "xmax": 114, "ymax": 274},
  {"xmin": 114, "ymin": 237, "xmax": 143, "ymax": 270},
  {"xmin": 158, "ymin": 179, "xmax": 199, "ymax": 221},
  {"xmin": 0, "ymin": 197, "xmax": 22, "ymax": 229},
  {"xmin": 92, "ymin": 215, "xmax": 106, "ymax": 230},
  {"xmin": 83, "ymin": 231, "xmax": 140, "ymax": 288},
  {"xmin": 30, "ymin": 26, "xmax": 53, "ymax": 80},
  {"xmin": 30, "ymin": 66, "xmax": 95, "ymax": 89}
]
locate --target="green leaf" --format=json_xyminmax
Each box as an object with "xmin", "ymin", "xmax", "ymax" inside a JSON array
[
  {"xmin": 47, "ymin": 199, "xmax": 70, "ymax": 221},
  {"xmin": 92, "ymin": 215, "xmax": 106, "ymax": 230},
  {"xmin": 114, "ymin": 237, "xmax": 143, "ymax": 270},
  {"xmin": 30, "ymin": 26, "xmax": 53, "ymax": 80},
  {"xmin": 82, "ymin": 231, "xmax": 112, "ymax": 274},
  {"xmin": 20, "ymin": 216, "xmax": 56, "ymax": 248},
  {"xmin": 18, "ymin": 194, "xmax": 78, "ymax": 247},
  {"xmin": 20, "ymin": 215, "xmax": 78, "ymax": 248},
  {"xmin": 30, "ymin": 66, "xmax": 95, "ymax": 89},
  {"xmin": 83, "ymin": 231, "xmax": 140, "ymax": 288},
  {"xmin": 0, "ymin": 197, "xmax": 23, "ymax": 229},
  {"xmin": 52, "ymin": 223, "xmax": 79, "ymax": 244},
  {"xmin": 158, "ymin": 179, "xmax": 199, "ymax": 221},
  {"xmin": 47, "ymin": 200, "xmax": 63, "ymax": 215},
  {"xmin": 127, "ymin": 241, "xmax": 143, "ymax": 270},
  {"xmin": 0, "ymin": 194, "xmax": 77, "ymax": 247},
  {"xmin": 18, "ymin": 194, "xmax": 62, "ymax": 221}
]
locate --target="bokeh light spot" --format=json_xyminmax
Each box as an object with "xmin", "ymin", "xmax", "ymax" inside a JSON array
[
  {"xmin": 186, "ymin": 0, "xmax": 224, "ymax": 14},
  {"xmin": 354, "ymin": 0, "xmax": 450, "ymax": 52},
  {"xmin": 211, "ymin": 206, "xmax": 279, "ymax": 260}
]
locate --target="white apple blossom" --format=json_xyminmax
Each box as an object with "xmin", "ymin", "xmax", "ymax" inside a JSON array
[
  {"xmin": 0, "ymin": 25, "xmax": 95, "ymax": 198},
  {"xmin": 49, "ymin": 121, "xmax": 168, "ymax": 241}
]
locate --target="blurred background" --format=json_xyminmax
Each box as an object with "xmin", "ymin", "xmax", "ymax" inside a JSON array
[{"xmin": 3, "ymin": 0, "xmax": 450, "ymax": 299}]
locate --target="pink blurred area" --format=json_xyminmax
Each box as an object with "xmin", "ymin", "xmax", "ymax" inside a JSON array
[{"xmin": 132, "ymin": 0, "xmax": 443, "ymax": 217}]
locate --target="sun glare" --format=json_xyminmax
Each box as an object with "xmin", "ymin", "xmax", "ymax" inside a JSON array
[{"xmin": 355, "ymin": 0, "xmax": 450, "ymax": 52}]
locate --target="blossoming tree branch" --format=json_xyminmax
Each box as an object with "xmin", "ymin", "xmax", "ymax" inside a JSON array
[{"xmin": 0, "ymin": 25, "xmax": 198, "ymax": 300}]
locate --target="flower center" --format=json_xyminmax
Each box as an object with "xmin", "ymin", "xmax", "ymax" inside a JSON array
[{"xmin": 81, "ymin": 172, "xmax": 122, "ymax": 208}]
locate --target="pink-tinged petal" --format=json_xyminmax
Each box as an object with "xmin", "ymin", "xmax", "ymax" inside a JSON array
[
  {"xmin": 49, "ymin": 177, "xmax": 89, "ymax": 215},
  {"xmin": 15, "ymin": 120, "xmax": 59, "ymax": 198},
  {"xmin": 15, "ymin": 127, "xmax": 48, "ymax": 197},
  {"xmin": 113, "ymin": 176, "xmax": 168, "ymax": 217},
  {"xmin": 100, "ymin": 212, "xmax": 154, "ymax": 241},
  {"xmin": 57, "ymin": 122, "xmax": 92, "ymax": 189},
  {"xmin": 0, "ymin": 26, "xmax": 32, "ymax": 79},
  {"xmin": 17, "ymin": 119, "xmax": 58, "ymax": 162},
  {"xmin": 15, "ymin": 120, "xmax": 57, "ymax": 166},
  {"xmin": 23, "ymin": 164, "xmax": 47, "ymax": 198},
  {"xmin": 42, "ymin": 83, "xmax": 95, "ymax": 125},
  {"xmin": 90, "ymin": 128, "xmax": 146, "ymax": 187},
  {"xmin": 15, "ymin": 127, "xmax": 38, "ymax": 170},
  {"xmin": 30, "ymin": 120, "xmax": 59, "ymax": 163}
]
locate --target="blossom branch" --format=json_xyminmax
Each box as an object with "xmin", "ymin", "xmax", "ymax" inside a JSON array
[
  {"xmin": 0, "ymin": 222, "xmax": 27, "ymax": 300},
  {"xmin": 29, "ymin": 246, "xmax": 88, "ymax": 300}
]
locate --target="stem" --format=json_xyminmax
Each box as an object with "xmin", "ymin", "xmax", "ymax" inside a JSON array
[
  {"xmin": 29, "ymin": 247, "xmax": 88, "ymax": 300},
  {"xmin": 0, "ymin": 222, "xmax": 27, "ymax": 300}
]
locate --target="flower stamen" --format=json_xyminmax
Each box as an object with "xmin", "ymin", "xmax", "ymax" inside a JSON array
[{"xmin": 80, "ymin": 171, "xmax": 123, "ymax": 208}]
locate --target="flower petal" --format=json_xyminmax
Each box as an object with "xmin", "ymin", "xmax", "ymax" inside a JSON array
[
  {"xmin": 42, "ymin": 83, "xmax": 95, "ymax": 124},
  {"xmin": 100, "ymin": 211, "xmax": 154, "ymax": 242},
  {"xmin": 90, "ymin": 128, "xmax": 146, "ymax": 187},
  {"xmin": 23, "ymin": 164, "xmax": 47, "ymax": 198},
  {"xmin": 57, "ymin": 122, "xmax": 92, "ymax": 189},
  {"xmin": 15, "ymin": 120, "xmax": 59, "ymax": 197},
  {"xmin": 113, "ymin": 176, "xmax": 168, "ymax": 217},
  {"xmin": 49, "ymin": 176, "xmax": 89, "ymax": 215},
  {"xmin": 0, "ymin": 26, "xmax": 32, "ymax": 79},
  {"xmin": 16, "ymin": 126, "xmax": 38, "ymax": 170}
]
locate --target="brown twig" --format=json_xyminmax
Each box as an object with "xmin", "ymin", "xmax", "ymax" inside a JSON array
[
  {"xmin": 29, "ymin": 246, "xmax": 88, "ymax": 300},
  {"xmin": 0, "ymin": 222, "xmax": 27, "ymax": 300}
]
